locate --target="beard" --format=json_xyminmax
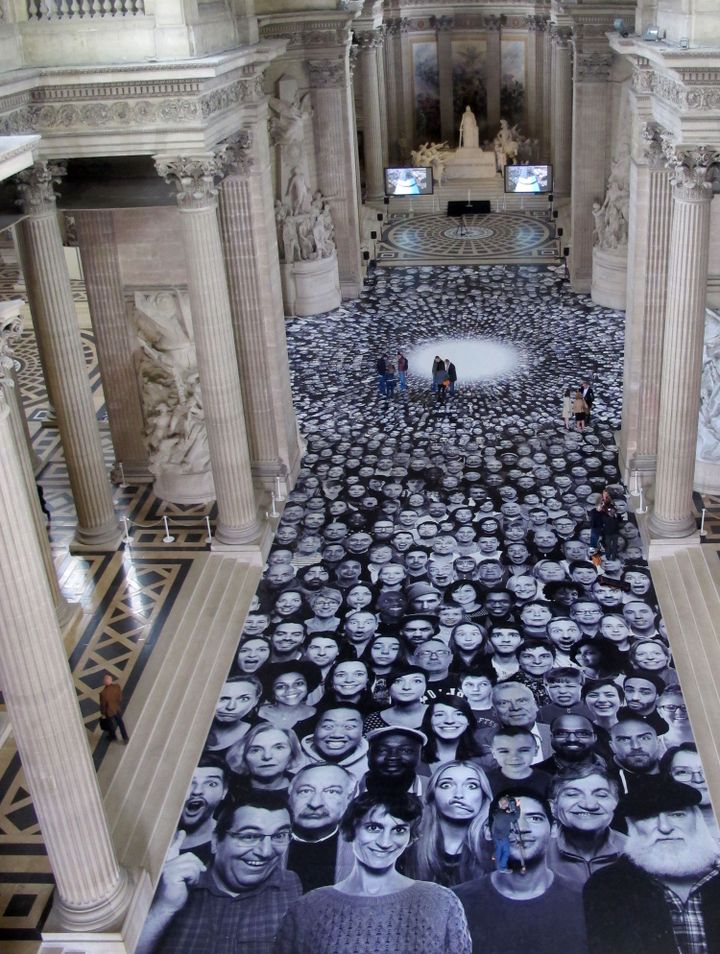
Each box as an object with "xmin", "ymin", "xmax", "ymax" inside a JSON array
[{"xmin": 624, "ymin": 822, "xmax": 719, "ymax": 878}]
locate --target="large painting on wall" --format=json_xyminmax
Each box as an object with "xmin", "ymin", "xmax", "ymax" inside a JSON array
[
  {"xmin": 452, "ymin": 39, "xmax": 488, "ymax": 141},
  {"xmin": 501, "ymin": 38, "xmax": 526, "ymax": 131},
  {"xmin": 412, "ymin": 41, "xmax": 441, "ymax": 147}
]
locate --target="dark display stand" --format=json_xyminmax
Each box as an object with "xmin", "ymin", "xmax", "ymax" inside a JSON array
[{"xmin": 447, "ymin": 200, "xmax": 492, "ymax": 216}]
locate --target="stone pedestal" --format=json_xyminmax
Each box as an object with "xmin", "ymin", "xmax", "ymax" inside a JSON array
[
  {"xmin": 156, "ymin": 155, "xmax": 262, "ymax": 547},
  {"xmin": 648, "ymin": 149, "xmax": 715, "ymax": 539},
  {"xmin": 0, "ymin": 378, "xmax": 133, "ymax": 932},
  {"xmin": 309, "ymin": 58, "xmax": 364, "ymax": 300},
  {"xmin": 281, "ymin": 253, "xmax": 342, "ymax": 317},
  {"xmin": 591, "ymin": 246, "xmax": 628, "ymax": 310},
  {"xmin": 443, "ymin": 148, "xmax": 497, "ymax": 180},
  {"xmin": 74, "ymin": 211, "xmax": 150, "ymax": 483},
  {"xmin": 15, "ymin": 162, "xmax": 120, "ymax": 551}
]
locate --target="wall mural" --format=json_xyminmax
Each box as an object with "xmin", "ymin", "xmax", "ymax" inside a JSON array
[
  {"xmin": 136, "ymin": 264, "xmax": 720, "ymax": 954},
  {"xmin": 412, "ymin": 41, "xmax": 442, "ymax": 146},
  {"xmin": 500, "ymin": 38, "xmax": 526, "ymax": 131},
  {"xmin": 452, "ymin": 40, "xmax": 488, "ymax": 141}
]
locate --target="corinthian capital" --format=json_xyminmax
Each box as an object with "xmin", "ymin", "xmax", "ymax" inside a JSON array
[
  {"xmin": 219, "ymin": 131, "xmax": 254, "ymax": 178},
  {"xmin": 641, "ymin": 122, "xmax": 665, "ymax": 169},
  {"xmin": 356, "ymin": 27, "xmax": 383, "ymax": 50},
  {"xmin": 15, "ymin": 160, "xmax": 66, "ymax": 216},
  {"xmin": 664, "ymin": 144, "xmax": 720, "ymax": 200},
  {"xmin": 154, "ymin": 154, "xmax": 225, "ymax": 210},
  {"xmin": 308, "ymin": 60, "xmax": 346, "ymax": 89}
]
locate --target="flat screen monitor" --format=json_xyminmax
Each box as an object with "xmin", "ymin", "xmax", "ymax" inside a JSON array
[
  {"xmin": 504, "ymin": 164, "xmax": 553, "ymax": 194},
  {"xmin": 384, "ymin": 167, "xmax": 434, "ymax": 197}
]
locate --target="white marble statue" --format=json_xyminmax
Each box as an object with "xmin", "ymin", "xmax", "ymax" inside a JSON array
[
  {"xmin": 592, "ymin": 148, "xmax": 630, "ymax": 251},
  {"xmin": 275, "ymin": 189, "xmax": 336, "ymax": 264},
  {"xmin": 410, "ymin": 141, "xmax": 450, "ymax": 185},
  {"xmin": 132, "ymin": 291, "xmax": 211, "ymax": 482},
  {"xmin": 493, "ymin": 119, "xmax": 521, "ymax": 171},
  {"xmin": 458, "ymin": 106, "xmax": 479, "ymax": 150},
  {"xmin": 268, "ymin": 92, "xmax": 312, "ymax": 147}
]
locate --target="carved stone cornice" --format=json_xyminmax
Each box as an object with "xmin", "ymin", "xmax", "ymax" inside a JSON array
[
  {"xmin": 218, "ymin": 131, "xmax": 254, "ymax": 179},
  {"xmin": 154, "ymin": 155, "xmax": 225, "ymax": 210},
  {"xmin": 663, "ymin": 143, "xmax": 720, "ymax": 201},
  {"xmin": 308, "ymin": 59, "xmax": 347, "ymax": 89},
  {"xmin": 15, "ymin": 159, "xmax": 66, "ymax": 215},
  {"xmin": 575, "ymin": 52, "xmax": 613, "ymax": 83},
  {"xmin": 259, "ymin": 19, "xmax": 351, "ymax": 52},
  {"xmin": 526, "ymin": 14, "xmax": 548, "ymax": 33},
  {"xmin": 430, "ymin": 14, "xmax": 453, "ymax": 33}
]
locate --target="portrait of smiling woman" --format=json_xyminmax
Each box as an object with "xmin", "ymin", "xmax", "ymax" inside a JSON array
[{"xmin": 273, "ymin": 790, "xmax": 472, "ymax": 954}]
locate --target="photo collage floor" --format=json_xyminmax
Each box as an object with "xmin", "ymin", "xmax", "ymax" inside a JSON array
[{"xmin": 135, "ymin": 263, "xmax": 720, "ymax": 954}]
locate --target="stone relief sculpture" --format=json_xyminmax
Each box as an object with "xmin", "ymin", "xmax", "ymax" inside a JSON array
[
  {"xmin": 697, "ymin": 309, "xmax": 720, "ymax": 462},
  {"xmin": 458, "ymin": 105, "xmax": 479, "ymax": 149},
  {"xmin": 410, "ymin": 141, "xmax": 450, "ymax": 185},
  {"xmin": 592, "ymin": 146, "xmax": 631, "ymax": 250},
  {"xmin": 492, "ymin": 119, "xmax": 521, "ymax": 171},
  {"xmin": 268, "ymin": 91, "xmax": 312, "ymax": 147},
  {"xmin": 132, "ymin": 290, "xmax": 214, "ymax": 502},
  {"xmin": 275, "ymin": 176, "xmax": 336, "ymax": 264}
]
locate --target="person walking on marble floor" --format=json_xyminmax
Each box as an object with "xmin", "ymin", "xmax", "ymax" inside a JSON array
[
  {"xmin": 580, "ymin": 379, "xmax": 594, "ymax": 424},
  {"xmin": 397, "ymin": 351, "xmax": 408, "ymax": 391},
  {"xmin": 445, "ymin": 358, "xmax": 457, "ymax": 396},
  {"xmin": 562, "ymin": 387, "xmax": 574, "ymax": 430},
  {"xmin": 99, "ymin": 672, "xmax": 129, "ymax": 744},
  {"xmin": 572, "ymin": 388, "xmax": 588, "ymax": 431},
  {"xmin": 385, "ymin": 363, "xmax": 398, "ymax": 397},
  {"xmin": 376, "ymin": 353, "xmax": 388, "ymax": 395},
  {"xmin": 432, "ymin": 355, "xmax": 444, "ymax": 393}
]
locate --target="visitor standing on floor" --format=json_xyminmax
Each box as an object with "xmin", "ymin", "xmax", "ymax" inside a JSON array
[
  {"xmin": 376, "ymin": 353, "xmax": 387, "ymax": 395},
  {"xmin": 432, "ymin": 355, "xmax": 444, "ymax": 392},
  {"xmin": 580, "ymin": 379, "xmax": 594, "ymax": 424},
  {"xmin": 385, "ymin": 363, "xmax": 398, "ymax": 397},
  {"xmin": 99, "ymin": 672, "xmax": 129, "ymax": 744},
  {"xmin": 445, "ymin": 358, "xmax": 457, "ymax": 395},
  {"xmin": 397, "ymin": 351, "xmax": 408, "ymax": 391},
  {"xmin": 562, "ymin": 387, "xmax": 574, "ymax": 430},
  {"xmin": 573, "ymin": 388, "xmax": 588, "ymax": 431},
  {"xmin": 436, "ymin": 364, "xmax": 450, "ymax": 404}
]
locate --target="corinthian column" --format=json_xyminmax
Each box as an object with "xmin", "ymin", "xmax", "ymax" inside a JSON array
[
  {"xmin": 217, "ymin": 128, "xmax": 301, "ymax": 492},
  {"xmin": 356, "ymin": 28, "xmax": 385, "ymax": 202},
  {"xmin": 0, "ymin": 303, "xmax": 77, "ymax": 630},
  {"xmin": 648, "ymin": 146, "xmax": 717, "ymax": 538},
  {"xmin": 309, "ymin": 58, "xmax": 364, "ymax": 299},
  {"xmin": 622, "ymin": 121, "xmax": 672, "ymax": 479},
  {"xmin": 550, "ymin": 27, "xmax": 573, "ymax": 195},
  {"xmin": 434, "ymin": 15, "xmax": 454, "ymax": 144},
  {"xmin": 155, "ymin": 155, "xmax": 262, "ymax": 546},
  {"xmin": 0, "ymin": 349, "xmax": 132, "ymax": 931},
  {"xmin": 74, "ymin": 211, "xmax": 149, "ymax": 482},
  {"xmin": 485, "ymin": 15, "xmax": 502, "ymax": 134},
  {"xmin": 15, "ymin": 162, "xmax": 120, "ymax": 550}
]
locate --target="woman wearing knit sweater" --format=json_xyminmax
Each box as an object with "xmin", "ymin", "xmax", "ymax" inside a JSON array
[{"xmin": 273, "ymin": 789, "xmax": 472, "ymax": 954}]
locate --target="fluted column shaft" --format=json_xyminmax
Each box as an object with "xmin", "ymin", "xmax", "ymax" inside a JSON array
[
  {"xmin": 15, "ymin": 163, "xmax": 119, "ymax": 549},
  {"xmin": 218, "ymin": 128, "xmax": 300, "ymax": 490},
  {"xmin": 357, "ymin": 31, "xmax": 385, "ymax": 202},
  {"xmin": 550, "ymin": 30, "xmax": 573, "ymax": 195},
  {"xmin": 309, "ymin": 58, "xmax": 363, "ymax": 298},
  {"xmin": 622, "ymin": 134, "xmax": 672, "ymax": 476},
  {"xmin": 649, "ymin": 155, "xmax": 714, "ymax": 538},
  {"xmin": 435, "ymin": 18, "xmax": 454, "ymax": 144},
  {"xmin": 485, "ymin": 18, "xmax": 502, "ymax": 134},
  {"xmin": 157, "ymin": 157, "xmax": 260, "ymax": 544},
  {"xmin": 0, "ymin": 382, "xmax": 131, "ymax": 929},
  {"xmin": 383, "ymin": 23, "xmax": 401, "ymax": 163},
  {"xmin": 74, "ymin": 211, "xmax": 149, "ymax": 481}
]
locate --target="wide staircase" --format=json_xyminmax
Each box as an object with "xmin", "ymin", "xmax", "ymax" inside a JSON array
[
  {"xmin": 74, "ymin": 553, "xmax": 260, "ymax": 948},
  {"xmin": 650, "ymin": 546, "xmax": 720, "ymax": 806}
]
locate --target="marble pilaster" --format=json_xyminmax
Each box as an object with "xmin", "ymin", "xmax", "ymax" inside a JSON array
[
  {"xmin": 15, "ymin": 162, "xmax": 120, "ymax": 550},
  {"xmin": 485, "ymin": 15, "xmax": 502, "ymax": 135},
  {"xmin": 569, "ymin": 51, "xmax": 613, "ymax": 291},
  {"xmin": 434, "ymin": 16, "xmax": 455, "ymax": 145},
  {"xmin": 155, "ymin": 155, "xmax": 262, "ymax": 546},
  {"xmin": 217, "ymin": 128, "xmax": 301, "ymax": 492},
  {"xmin": 376, "ymin": 29, "xmax": 389, "ymax": 168},
  {"xmin": 0, "ymin": 305, "xmax": 77, "ymax": 631},
  {"xmin": 542, "ymin": 27, "xmax": 552, "ymax": 157},
  {"xmin": 550, "ymin": 27, "xmax": 573, "ymax": 195},
  {"xmin": 622, "ymin": 123, "xmax": 672, "ymax": 480},
  {"xmin": 308, "ymin": 58, "xmax": 363, "ymax": 299},
  {"xmin": 525, "ymin": 16, "xmax": 546, "ymax": 147},
  {"xmin": 0, "ymin": 354, "xmax": 132, "ymax": 931},
  {"xmin": 356, "ymin": 29, "xmax": 385, "ymax": 202},
  {"xmin": 74, "ymin": 211, "xmax": 150, "ymax": 482},
  {"xmin": 383, "ymin": 20, "xmax": 402, "ymax": 164},
  {"xmin": 648, "ymin": 147, "xmax": 717, "ymax": 538}
]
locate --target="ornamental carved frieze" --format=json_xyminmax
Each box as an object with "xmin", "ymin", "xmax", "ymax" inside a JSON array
[
  {"xmin": 307, "ymin": 60, "xmax": 347, "ymax": 89},
  {"xmin": 15, "ymin": 160, "xmax": 66, "ymax": 215},
  {"xmin": 632, "ymin": 65, "xmax": 655, "ymax": 95},
  {"xmin": 483, "ymin": 14, "xmax": 503, "ymax": 32},
  {"xmin": 654, "ymin": 73, "xmax": 720, "ymax": 112},
  {"xmin": 430, "ymin": 15, "xmax": 453, "ymax": 32},
  {"xmin": 199, "ymin": 78, "xmax": 264, "ymax": 119},
  {"xmin": 575, "ymin": 52, "xmax": 613, "ymax": 83},
  {"xmin": 259, "ymin": 20, "xmax": 350, "ymax": 50}
]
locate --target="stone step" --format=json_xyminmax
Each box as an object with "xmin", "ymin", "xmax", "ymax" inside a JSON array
[
  {"xmin": 387, "ymin": 175, "xmax": 550, "ymax": 216},
  {"xmin": 651, "ymin": 547, "xmax": 720, "ymax": 809},
  {"xmin": 98, "ymin": 554, "xmax": 260, "ymax": 887}
]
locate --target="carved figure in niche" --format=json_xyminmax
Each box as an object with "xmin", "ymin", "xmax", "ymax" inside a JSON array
[
  {"xmin": 458, "ymin": 106, "xmax": 479, "ymax": 150},
  {"xmin": 274, "ymin": 190, "xmax": 336, "ymax": 264},
  {"xmin": 268, "ymin": 92, "xmax": 312, "ymax": 147},
  {"xmin": 592, "ymin": 147, "xmax": 630, "ymax": 251},
  {"xmin": 286, "ymin": 166, "xmax": 311, "ymax": 216},
  {"xmin": 697, "ymin": 310, "xmax": 720, "ymax": 461},
  {"xmin": 133, "ymin": 291, "xmax": 211, "ymax": 480}
]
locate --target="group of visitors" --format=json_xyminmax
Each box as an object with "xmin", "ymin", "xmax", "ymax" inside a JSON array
[
  {"xmin": 562, "ymin": 381, "xmax": 594, "ymax": 431},
  {"xmin": 137, "ymin": 404, "xmax": 718, "ymax": 954},
  {"xmin": 432, "ymin": 356, "xmax": 458, "ymax": 403},
  {"xmin": 376, "ymin": 351, "xmax": 409, "ymax": 397}
]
